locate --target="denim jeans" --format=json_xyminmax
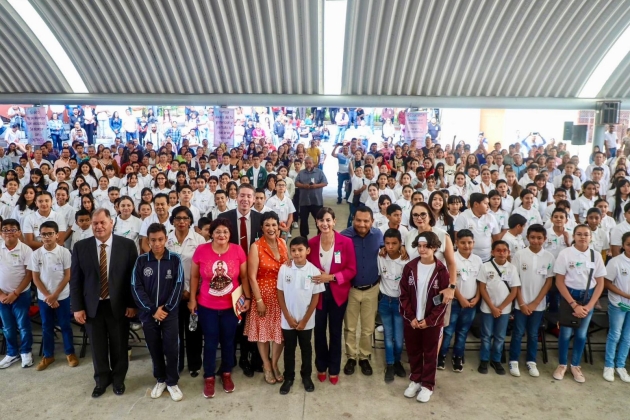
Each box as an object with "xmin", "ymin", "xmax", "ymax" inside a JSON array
[
  {"xmin": 378, "ymin": 295, "xmax": 403, "ymax": 365},
  {"xmin": 51, "ymin": 134, "xmax": 63, "ymax": 152},
  {"xmin": 198, "ymin": 305, "xmax": 238, "ymax": 378},
  {"xmin": 480, "ymin": 313, "xmax": 510, "ymax": 362},
  {"xmin": 610, "ymin": 147, "xmax": 617, "ymax": 158},
  {"xmin": 509, "ymin": 310, "xmax": 543, "ymax": 363},
  {"xmin": 337, "ymin": 172, "xmax": 350, "ymax": 202},
  {"xmin": 558, "ymin": 287, "xmax": 594, "ymax": 366},
  {"xmin": 335, "ymin": 126, "xmax": 347, "ymax": 143},
  {"xmin": 440, "ymin": 300, "xmax": 476, "ymax": 358},
  {"xmin": 39, "ymin": 297, "xmax": 75, "ymax": 358},
  {"xmin": 348, "ymin": 109, "xmax": 357, "ymax": 128},
  {"xmin": 0, "ymin": 291, "xmax": 33, "ymax": 356},
  {"xmin": 605, "ymin": 303, "xmax": 630, "ymax": 368}
]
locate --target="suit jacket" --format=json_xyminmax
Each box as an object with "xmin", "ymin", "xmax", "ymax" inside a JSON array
[
  {"xmin": 70, "ymin": 235, "xmax": 139, "ymax": 319},
  {"xmin": 307, "ymin": 232, "xmax": 357, "ymax": 309},
  {"xmin": 218, "ymin": 209, "xmax": 264, "ymax": 249}
]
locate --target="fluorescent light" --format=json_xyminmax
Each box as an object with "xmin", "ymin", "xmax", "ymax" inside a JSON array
[
  {"xmin": 8, "ymin": 0, "xmax": 88, "ymax": 93},
  {"xmin": 579, "ymin": 24, "xmax": 630, "ymax": 98},
  {"xmin": 324, "ymin": 0, "xmax": 347, "ymax": 95}
]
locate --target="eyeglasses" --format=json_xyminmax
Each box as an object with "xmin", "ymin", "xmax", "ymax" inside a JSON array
[
  {"xmin": 1, "ymin": 229, "xmax": 18, "ymax": 233},
  {"xmin": 174, "ymin": 217, "xmax": 191, "ymax": 222},
  {"xmin": 412, "ymin": 212, "xmax": 429, "ymax": 219},
  {"xmin": 40, "ymin": 232, "xmax": 55, "ymax": 238}
]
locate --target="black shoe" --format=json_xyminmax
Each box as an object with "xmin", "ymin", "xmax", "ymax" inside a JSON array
[
  {"xmin": 113, "ymin": 384, "xmax": 126, "ymax": 395},
  {"xmin": 384, "ymin": 365, "xmax": 395, "ymax": 383},
  {"xmin": 452, "ymin": 357, "xmax": 463, "ymax": 373},
  {"xmin": 478, "ymin": 361, "xmax": 489, "ymax": 374},
  {"xmin": 279, "ymin": 380, "xmax": 293, "ymax": 395},
  {"xmin": 393, "ymin": 361, "xmax": 406, "ymax": 378},
  {"xmin": 437, "ymin": 354, "xmax": 446, "ymax": 370},
  {"xmin": 462, "ymin": 354, "xmax": 466, "ymax": 365},
  {"xmin": 337, "ymin": 199, "xmax": 342, "ymax": 204},
  {"xmin": 239, "ymin": 360, "xmax": 254, "ymax": 378},
  {"xmin": 190, "ymin": 370, "xmax": 199, "ymax": 378},
  {"xmin": 91, "ymin": 386, "xmax": 107, "ymax": 398},
  {"xmin": 490, "ymin": 361, "xmax": 506, "ymax": 375},
  {"xmin": 359, "ymin": 359, "xmax": 373, "ymax": 376},
  {"xmin": 302, "ymin": 377, "xmax": 315, "ymax": 392},
  {"xmin": 343, "ymin": 359, "xmax": 356, "ymax": 375}
]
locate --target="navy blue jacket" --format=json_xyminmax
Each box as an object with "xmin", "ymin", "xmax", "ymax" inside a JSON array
[{"xmin": 131, "ymin": 250, "xmax": 184, "ymax": 322}]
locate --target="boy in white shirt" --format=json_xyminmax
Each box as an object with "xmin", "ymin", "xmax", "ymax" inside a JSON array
[
  {"xmin": 252, "ymin": 189, "xmax": 272, "ymax": 214},
  {"xmin": 209, "ymin": 190, "xmax": 229, "ymax": 221},
  {"xmin": 508, "ymin": 224, "xmax": 554, "ymax": 378},
  {"xmin": 378, "ymin": 204, "xmax": 409, "ymax": 243},
  {"xmin": 30, "ymin": 221, "xmax": 77, "ymax": 371},
  {"xmin": 266, "ymin": 179, "xmax": 296, "ymax": 239},
  {"xmin": 477, "ymin": 240, "xmax": 520, "ymax": 375},
  {"xmin": 192, "ymin": 178, "xmax": 212, "ymax": 215},
  {"xmin": 502, "ymin": 214, "xmax": 527, "ymax": 259},
  {"xmin": 22, "ymin": 191, "xmax": 68, "ymax": 250},
  {"xmin": 438, "ymin": 229, "xmax": 482, "ymax": 373},
  {"xmin": 277, "ymin": 237, "xmax": 325, "ymax": 395},
  {"xmin": 70, "ymin": 210, "xmax": 94, "ymax": 251}
]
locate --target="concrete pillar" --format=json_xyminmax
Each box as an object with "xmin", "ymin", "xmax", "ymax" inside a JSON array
[{"xmin": 592, "ymin": 124, "xmax": 605, "ymax": 152}]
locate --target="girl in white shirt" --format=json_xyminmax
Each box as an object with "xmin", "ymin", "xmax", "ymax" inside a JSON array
[
  {"xmin": 396, "ymin": 185, "xmax": 414, "ymax": 228},
  {"xmin": 394, "ymin": 173, "xmax": 413, "ymax": 199},
  {"xmin": 365, "ymin": 184, "xmax": 380, "ymax": 215},
  {"xmin": 123, "ymin": 173, "xmax": 142, "ymax": 208},
  {"xmin": 607, "ymin": 178, "xmax": 630, "ymax": 223},
  {"xmin": 487, "ymin": 190, "xmax": 509, "ymax": 236},
  {"xmin": 596, "ymin": 199, "xmax": 616, "ymax": 241},
  {"xmin": 113, "ymin": 196, "xmax": 142, "ymax": 252},
  {"xmin": 513, "ymin": 190, "xmax": 542, "ymax": 242},
  {"xmin": 10, "ymin": 185, "xmax": 36, "ymax": 226},
  {"xmin": 544, "ymin": 208, "xmax": 571, "ymax": 259},
  {"xmin": 93, "ymin": 177, "xmax": 110, "ymax": 208},
  {"xmin": 374, "ymin": 195, "xmax": 391, "ymax": 230},
  {"xmin": 586, "ymin": 208, "xmax": 609, "ymax": 255},
  {"xmin": 448, "ymin": 172, "xmax": 469, "ymax": 206},
  {"xmin": 572, "ymin": 181, "xmax": 597, "ymax": 224}
]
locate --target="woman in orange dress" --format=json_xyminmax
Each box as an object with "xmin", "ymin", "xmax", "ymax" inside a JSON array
[{"xmin": 245, "ymin": 211, "xmax": 289, "ymax": 384}]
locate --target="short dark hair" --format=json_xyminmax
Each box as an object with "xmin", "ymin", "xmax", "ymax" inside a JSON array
[
  {"xmin": 456, "ymin": 229, "xmax": 474, "ymax": 240},
  {"xmin": 238, "ymin": 183, "xmax": 256, "ymax": 195},
  {"xmin": 289, "ymin": 236, "xmax": 309, "ymax": 249},
  {"xmin": 508, "ymin": 213, "xmax": 527, "ymax": 229},
  {"xmin": 468, "ymin": 193, "xmax": 487, "ymax": 207},
  {"xmin": 2, "ymin": 218, "xmax": 20, "ymax": 230},
  {"xmin": 383, "ymin": 228, "xmax": 401, "ymax": 242},
  {"xmin": 355, "ymin": 205, "xmax": 373, "ymax": 219},
  {"xmin": 492, "ymin": 240, "xmax": 509, "ymax": 250},
  {"xmin": 260, "ymin": 211, "xmax": 280, "ymax": 227},
  {"xmin": 40, "ymin": 221, "xmax": 59, "ymax": 233},
  {"xmin": 170, "ymin": 205, "xmax": 195, "ymax": 225},
  {"xmin": 526, "ymin": 223, "xmax": 546, "ymax": 238},
  {"xmin": 75, "ymin": 208, "xmax": 91, "ymax": 221},
  {"xmin": 153, "ymin": 193, "xmax": 169, "ymax": 203},
  {"xmin": 147, "ymin": 223, "xmax": 167, "ymax": 237},
  {"xmin": 386, "ymin": 204, "xmax": 402, "ymax": 216},
  {"xmin": 378, "ymin": 195, "xmax": 392, "ymax": 206}
]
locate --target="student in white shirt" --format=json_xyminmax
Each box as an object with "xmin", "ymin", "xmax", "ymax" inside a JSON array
[
  {"xmin": 512, "ymin": 190, "xmax": 542, "ymax": 243},
  {"xmin": 438, "ymin": 229, "xmax": 482, "ymax": 373},
  {"xmin": 453, "ymin": 193, "xmax": 500, "ymax": 262},
  {"xmin": 502, "ymin": 214, "xmax": 527, "ymax": 258},
  {"xmin": 487, "ymin": 190, "xmax": 509, "ymax": 238},
  {"xmin": 22, "ymin": 191, "xmax": 68, "ymax": 250},
  {"xmin": 10, "ymin": 185, "xmax": 37, "ymax": 227},
  {"xmin": 373, "ymin": 196, "xmax": 391, "ymax": 230},
  {"xmin": 477, "ymin": 240, "xmax": 520, "ymax": 375},
  {"xmin": 448, "ymin": 172, "xmax": 470, "ymax": 206},
  {"xmin": 252, "ymin": 190, "xmax": 273, "ymax": 214},
  {"xmin": 70, "ymin": 210, "xmax": 94, "ymax": 251},
  {"xmin": 378, "ymin": 204, "xmax": 410, "ymax": 244},
  {"xmin": 585, "ymin": 208, "xmax": 609, "ymax": 255},
  {"xmin": 543, "ymin": 188, "xmax": 568, "ymax": 222},
  {"xmin": 607, "ymin": 178, "xmax": 630, "ymax": 223},
  {"xmin": 30, "ymin": 221, "xmax": 76, "ymax": 371},
  {"xmin": 276, "ymin": 237, "xmax": 325, "ymax": 395},
  {"xmin": 572, "ymin": 181, "xmax": 598, "ymax": 224},
  {"xmin": 544, "ymin": 208, "xmax": 571, "ymax": 259},
  {"xmin": 595, "ymin": 199, "xmax": 616, "ymax": 241},
  {"xmin": 495, "ymin": 180, "xmax": 514, "ymax": 213},
  {"xmin": 508, "ymin": 224, "xmax": 554, "ymax": 378},
  {"xmin": 113, "ymin": 196, "xmax": 142, "ymax": 252},
  {"xmin": 552, "ymin": 225, "xmax": 606, "ymax": 383},
  {"xmin": 266, "ymin": 179, "xmax": 296, "ymax": 239},
  {"xmin": 611, "ymin": 202, "xmax": 630, "ymax": 257},
  {"xmin": 603, "ymin": 231, "xmax": 630, "ymax": 382},
  {"xmin": 177, "ymin": 185, "xmax": 201, "ymax": 224},
  {"xmin": 364, "ymin": 184, "xmax": 380, "ymax": 215},
  {"xmin": 192, "ymin": 178, "xmax": 213, "ymax": 215}
]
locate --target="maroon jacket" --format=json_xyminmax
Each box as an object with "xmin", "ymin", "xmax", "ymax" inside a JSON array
[{"xmin": 399, "ymin": 257, "xmax": 450, "ymax": 328}]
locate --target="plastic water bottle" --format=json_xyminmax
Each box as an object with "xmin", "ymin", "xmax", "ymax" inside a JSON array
[{"xmin": 189, "ymin": 312, "xmax": 198, "ymax": 331}]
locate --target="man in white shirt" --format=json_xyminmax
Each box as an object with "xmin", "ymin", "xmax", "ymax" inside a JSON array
[
  {"xmin": 605, "ymin": 124, "xmax": 619, "ymax": 158},
  {"xmin": 144, "ymin": 124, "xmax": 164, "ymax": 148},
  {"xmin": 454, "ymin": 193, "xmax": 501, "ymax": 262},
  {"xmin": 4, "ymin": 124, "xmax": 26, "ymax": 152},
  {"xmin": 585, "ymin": 152, "xmax": 610, "ymax": 186}
]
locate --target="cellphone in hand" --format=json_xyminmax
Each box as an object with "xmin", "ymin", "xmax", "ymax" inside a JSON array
[{"xmin": 432, "ymin": 294, "xmax": 444, "ymax": 305}]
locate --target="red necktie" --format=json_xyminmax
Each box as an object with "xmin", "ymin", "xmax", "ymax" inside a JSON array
[{"xmin": 240, "ymin": 216, "xmax": 248, "ymax": 255}]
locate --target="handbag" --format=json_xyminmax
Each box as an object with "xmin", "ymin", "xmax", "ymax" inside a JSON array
[{"xmin": 558, "ymin": 249, "xmax": 594, "ymax": 328}]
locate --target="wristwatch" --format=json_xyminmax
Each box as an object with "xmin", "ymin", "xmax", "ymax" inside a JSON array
[
  {"xmin": 332, "ymin": 275, "xmax": 337, "ymax": 282},
  {"xmin": 448, "ymin": 284, "xmax": 456, "ymax": 290},
  {"xmin": 244, "ymin": 297, "xmax": 252, "ymax": 301}
]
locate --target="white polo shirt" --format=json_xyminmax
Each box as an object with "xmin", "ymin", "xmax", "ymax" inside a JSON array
[
  {"xmin": 192, "ymin": 189, "xmax": 213, "ymax": 214},
  {"xmin": 488, "ymin": 208, "xmax": 509, "ymax": 231},
  {"xmin": 454, "ymin": 251, "xmax": 483, "ymax": 300},
  {"xmin": 544, "ymin": 227, "xmax": 570, "ymax": 259},
  {"xmin": 167, "ymin": 229, "xmax": 206, "ymax": 292},
  {"xmin": 454, "ymin": 209, "xmax": 500, "ymax": 262},
  {"xmin": 0, "ymin": 240, "xmax": 33, "ymax": 294},
  {"xmin": 502, "ymin": 231, "xmax": 526, "ymax": 257},
  {"xmin": 511, "ymin": 247, "xmax": 555, "ymax": 311},
  {"xmin": 378, "ymin": 254, "xmax": 406, "ymax": 298},
  {"xmin": 379, "ymin": 223, "xmax": 409, "ymax": 244},
  {"xmin": 31, "ymin": 244, "xmax": 72, "ymax": 300},
  {"xmin": 611, "ymin": 221, "xmax": 630, "ymax": 247},
  {"xmin": 501, "ymin": 195, "xmax": 515, "ymax": 213},
  {"xmin": 605, "ymin": 253, "xmax": 630, "ymax": 308},
  {"xmin": 512, "ymin": 206, "xmax": 543, "ymax": 240},
  {"xmin": 140, "ymin": 213, "xmax": 174, "ymax": 237},
  {"xmin": 22, "ymin": 210, "xmax": 68, "ymax": 242},
  {"xmin": 478, "ymin": 260, "xmax": 520, "ymax": 315},
  {"xmin": 571, "ymin": 196, "xmax": 596, "ymax": 224},
  {"xmin": 554, "ymin": 246, "xmax": 607, "ymax": 290},
  {"xmin": 276, "ymin": 261, "xmax": 325, "ymax": 330},
  {"xmin": 589, "ymin": 227, "xmax": 609, "ymax": 253},
  {"xmin": 113, "ymin": 215, "xmax": 142, "ymax": 251},
  {"xmin": 266, "ymin": 195, "xmax": 296, "ymax": 224}
]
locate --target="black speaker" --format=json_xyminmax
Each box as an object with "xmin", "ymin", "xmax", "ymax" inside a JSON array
[
  {"xmin": 571, "ymin": 125, "xmax": 587, "ymax": 145},
  {"xmin": 596, "ymin": 101, "xmax": 620, "ymax": 125},
  {"xmin": 563, "ymin": 122, "xmax": 573, "ymax": 140}
]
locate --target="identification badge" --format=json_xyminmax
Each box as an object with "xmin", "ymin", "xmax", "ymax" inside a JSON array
[
  {"xmin": 586, "ymin": 261, "xmax": 595, "ymax": 269},
  {"xmin": 310, "ymin": 177, "xmax": 315, "ymax": 183},
  {"xmin": 53, "ymin": 264, "xmax": 63, "ymax": 272},
  {"xmin": 537, "ymin": 268, "xmax": 547, "ymax": 276},
  {"xmin": 334, "ymin": 251, "xmax": 341, "ymax": 264},
  {"xmin": 304, "ymin": 276, "xmax": 311, "ymax": 290},
  {"xmin": 12, "ymin": 256, "xmax": 20, "ymax": 266}
]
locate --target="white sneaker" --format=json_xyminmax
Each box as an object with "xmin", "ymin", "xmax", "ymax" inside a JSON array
[
  {"xmin": 167, "ymin": 385, "xmax": 183, "ymax": 402},
  {"xmin": 603, "ymin": 367, "xmax": 615, "ymax": 382},
  {"xmin": 526, "ymin": 362, "xmax": 540, "ymax": 377},
  {"xmin": 376, "ymin": 325, "xmax": 384, "ymax": 333},
  {"xmin": 292, "ymin": 222, "xmax": 298, "ymax": 229},
  {"xmin": 404, "ymin": 381, "xmax": 421, "ymax": 398},
  {"xmin": 0, "ymin": 355, "xmax": 20, "ymax": 369},
  {"xmin": 509, "ymin": 361, "xmax": 520, "ymax": 377},
  {"xmin": 616, "ymin": 368, "xmax": 630, "ymax": 383},
  {"xmin": 417, "ymin": 387, "xmax": 433, "ymax": 403},
  {"xmin": 151, "ymin": 382, "xmax": 167, "ymax": 398},
  {"xmin": 21, "ymin": 352, "xmax": 33, "ymax": 368}
]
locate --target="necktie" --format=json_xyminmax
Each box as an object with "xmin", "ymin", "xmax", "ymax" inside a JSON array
[
  {"xmin": 240, "ymin": 217, "xmax": 248, "ymax": 255},
  {"xmin": 99, "ymin": 244, "xmax": 109, "ymax": 299}
]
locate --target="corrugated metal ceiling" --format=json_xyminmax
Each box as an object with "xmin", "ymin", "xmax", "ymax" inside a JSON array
[{"xmin": 599, "ymin": 50, "xmax": 630, "ymax": 98}]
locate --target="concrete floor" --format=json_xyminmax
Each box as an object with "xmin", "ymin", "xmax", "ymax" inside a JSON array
[{"xmin": 1, "ymin": 143, "xmax": 628, "ymax": 420}]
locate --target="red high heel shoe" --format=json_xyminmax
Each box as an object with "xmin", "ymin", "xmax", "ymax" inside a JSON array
[
  {"xmin": 317, "ymin": 372, "xmax": 327, "ymax": 382},
  {"xmin": 329, "ymin": 375, "xmax": 339, "ymax": 385}
]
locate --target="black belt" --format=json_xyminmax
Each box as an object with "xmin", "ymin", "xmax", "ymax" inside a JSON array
[{"xmin": 353, "ymin": 280, "xmax": 379, "ymax": 291}]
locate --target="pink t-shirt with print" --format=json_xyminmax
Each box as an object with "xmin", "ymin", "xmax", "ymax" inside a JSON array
[{"xmin": 193, "ymin": 243, "xmax": 246, "ymax": 310}]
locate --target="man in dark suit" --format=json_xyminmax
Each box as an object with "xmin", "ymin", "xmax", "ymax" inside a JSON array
[
  {"xmin": 71, "ymin": 208, "xmax": 139, "ymax": 398},
  {"xmin": 218, "ymin": 183, "xmax": 263, "ymax": 377}
]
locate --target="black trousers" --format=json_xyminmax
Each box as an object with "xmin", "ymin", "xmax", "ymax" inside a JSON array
[
  {"xmin": 283, "ymin": 328, "xmax": 313, "ymax": 380},
  {"xmin": 143, "ymin": 315, "xmax": 180, "ymax": 386},
  {"xmin": 178, "ymin": 303, "xmax": 203, "ymax": 373},
  {"xmin": 299, "ymin": 204, "xmax": 322, "ymax": 238},
  {"xmin": 292, "ymin": 189, "xmax": 300, "ymax": 224},
  {"xmin": 234, "ymin": 310, "xmax": 262, "ymax": 369},
  {"xmin": 314, "ymin": 288, "xmax": 348, "ymax": 376},
  {"xmin": 84, "ymin": 300, "xmax": 129, "ymax": 388}
]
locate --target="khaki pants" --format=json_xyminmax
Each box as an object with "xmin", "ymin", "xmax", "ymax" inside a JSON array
[{"xmin": 344, "ymin": 285, "xmax": 380, "ymax": 360}]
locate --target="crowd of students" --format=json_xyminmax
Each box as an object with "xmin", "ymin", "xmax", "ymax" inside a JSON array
[{"xmin": 0, "ymin": 108, "xmax": 630, "ymax": 404}]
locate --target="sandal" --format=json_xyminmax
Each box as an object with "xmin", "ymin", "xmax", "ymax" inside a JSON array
[
  {"xmin": 273, "ymin": 367, "xmax": 284, "ymax": 383},
  {"xmin": 264, "ymin": 369, "xmax": 277, "ymax": 384}
]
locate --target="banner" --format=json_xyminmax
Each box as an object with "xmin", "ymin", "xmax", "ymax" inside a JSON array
[
  {"xmin": 25, "ymin": 106, "xmax": 48, "ymax": 146},
  {"xmin": 214, "ymin": 107, "xmax": 234, "ymax": 147},
  {"xmin": 405, "ymin": 111, "xmax": 428, "ymax": 147}
]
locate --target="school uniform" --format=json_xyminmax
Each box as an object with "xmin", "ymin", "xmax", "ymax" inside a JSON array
[
  {"xmin": 611, "ymin": 221, "xmax": 630, "ymax": 248},
  {"xmin": 31, "ymin": 244, "xmax": 74, "ymax": 359},
  {"xmin": 277, "ymin": 262, "xmax": 325, "ymax": 381},
  {"xmin": 267, "ymin": 195, "xmax": 296, "ymax": 225},
  {"xmin": 500, "ymin": 195, "xmax": 515, "ymax": 213},
  {"xmin": 509, "ymin": 248, "xmax": 554, "ymax": 364},
  {"xmin": 454, "ymin": 209, "xmax": 500, "ymax": 262},
  {"xmin": 544, "ymin": 228, "xmax": 570, "ymax": 259},
  {"xmin": 113, "ymin": 215, "xmax": 142, "ymax": 252},
  {"xmin": 478, "ymin": 260, "xmax": 520, "ymax": 363},
  {"xmin": 373, "ymin": 213, "xmax": 388, "ymax": 230},
  {"xmin": 571, "ymin": 196, "xmax": 596, "ymax": 224},
  {"xmin": 512, "ymin": 206, "xmax": 543, "ymax": 242},
  {"xmin": 502, "ymin": 231, "xmax": 526, "ymax": 256},
  {"xmin": 488, "ymin": 209, "xmax": 509, "ymax": 232},
  {"xmin": 22, "ymin": 210, "xmax": 68, "ymax": 243},
  {"xmin": 604, "ymin": 254, "xmax": 630, "ymax": 370},
  {"xmin": 440, "ymin": 251, "xmax": 482, "ymax": 359},
  {"xmin": 395, "ymin": 198, "xmax": 412, "ymax": 227},
  {"xmin": 589, "ymin": 226, "xmax": 609, "ymax": 254},
  {"xmin": 192, "ymin": 189, "xmax": 213, "ymax": 215},
  {"xmin": 70, "ymin": 225, "xmax": 93, "ymax": 251},
  {"xmin": 140, "ymin": 213, "xmax": 174, "ymax": 238},
  {"xmin": 377, "ymin": 254, "xmax": 407, "ymax": 365}
]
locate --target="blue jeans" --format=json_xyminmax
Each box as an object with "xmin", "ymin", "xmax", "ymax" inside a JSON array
[
  {"xmin": 558, "ymin": 287, "xmax": 594, "ymax": 366},
  {"xmin": 610, "ymin": 147, "xmax": 617, "ymax": 158},
  {"xmin": 605, "ymin": 303, "xmax": 630, "ymax": 368},
  {"xmin": 51, "ymin": 134, "xmax": 63, "ymax": 152},
  {"xmin": 39, "ymin": 297, "xmax": 75, "ymax": 358},
  {"xmin": 509, "ymin": 310, "xmax": 543, "ymax": 363},
  {"xmin": 0, "ymin": 291, "xmax": 33, "ymax": 356},
  {"xmin": 440, "ymin": 300, "xmax": 476, "ymax": 358},
  {"xmin": 337, "ymin": 172, "xmax": 350, "ymax": 202},
  {"xmin": 335, "ymin": 126, "xmax": 347, "ymax": 143},
  {"xmin": 125, "ymin": 131, "xmax": 137, "ymax": 142},
  {"xmin": 480, "ymin": 313, "xmax": 510, "ymax": 362},
  {"xmin": 365, "ymin": 114, "xmax": 374, "ymax": 131},
  {"xmin": 378, "ymin": 295, "xmax": 403, "ymax": 365},
  {"xmin": 198, "ymin": 305, "xmax": 238, "ymax": 378},
  {"xmin": 348, "ymin": 109, "xmax": 357, "ymax": 128}
]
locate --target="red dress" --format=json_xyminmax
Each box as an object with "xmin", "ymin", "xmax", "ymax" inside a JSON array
[{"xmin": 244, "ymin": 236, "xmax": 288, "ymax": 344}]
